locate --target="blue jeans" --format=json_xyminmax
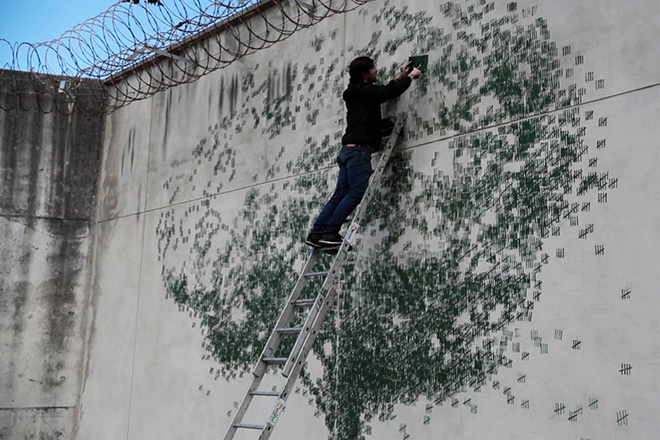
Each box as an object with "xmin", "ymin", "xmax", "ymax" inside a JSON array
[{"xmin": 311, "ymin": 145, "xmax": 373, "ymax": 234}]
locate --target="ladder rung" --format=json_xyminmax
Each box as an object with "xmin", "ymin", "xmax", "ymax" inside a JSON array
[
  {"xmin": 277, "ymin": 327, "xmax": 302, "ymax": 335},
  {"xmin": 234, "ymin": 423, "xmax": 265, "ymax": 430},
  {"xmin": 250, "ymin": 390, "xmax": 281, "ymax": 397},
  {"xmin": 262, "ymin": 357, "xmax": 287, "ymax": 364},
  {"xmin": 292, "ymin": 298, "xmax": 315, "ymax": 307},
  {"xmin": 304, "ymin": 270, "xmax": 330, "ymax": 278}
]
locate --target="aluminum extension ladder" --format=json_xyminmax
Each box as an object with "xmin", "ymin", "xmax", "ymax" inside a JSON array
[{"xmin": 223, "ymin": 112, "xmax": 407, "ymax": 440}]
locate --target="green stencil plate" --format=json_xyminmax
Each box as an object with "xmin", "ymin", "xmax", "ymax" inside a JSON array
[{"xmin": 408, "ymin": 54, "xmax": 428, "ymax": 72}]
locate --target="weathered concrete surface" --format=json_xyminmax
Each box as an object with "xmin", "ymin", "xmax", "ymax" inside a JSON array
[
  {"xmin": 77, "ymin": 0, "xmax": 659, "ymax": 439},
  {"xmin": 0, "ymin": 71, "xmax": 104, "ymax": 439}
]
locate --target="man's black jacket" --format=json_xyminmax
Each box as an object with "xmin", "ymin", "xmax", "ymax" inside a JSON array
[{"xmin": 341, "ymin": 76, "xmax": 412, "ymax": 151}]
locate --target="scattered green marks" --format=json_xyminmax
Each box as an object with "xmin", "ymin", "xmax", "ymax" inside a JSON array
[
  {"xmin": 286, "ymin": 135, "xmax": 337, "ymax": 175},
  {"xmin": 374, "ymin": 6, "xmax": 441, "ymax": 56},
  {"xmin": 302, "ymin": 63, "xmax": 318, "ymax": 83},
  {"xmin": 191, "ymin": 125, "xmax": 237, "ymax": 187},
  {"xmin": 374, "ymin": 6, "xmax": 431, "ymax": 32},
  {"xmin": 250, "ymin": 107, "xmax": 260, "ymax": 128},
  {"xmin": 306, "ymin": 109, "xmax": 320, "ymax": 126},
  {"xmin": 354, "ymin": 31, "xmax": 383, "ymax": 58},
  {"xmin": 479, "ymin": 20, "xmax": 558, "ymax": 119},
  {"xmin": 242, "ymin": 71, "xmax": 255, "ymax": 93},
  {"xmin": 377, "ymin": 0, "xmax": 565, "ymax": 140},
  {"xmin": 262, "ymin": 96, "xmax": 294, "ymax": 139},
  {"xmin": 165, "ymin": 272, "xmax": 189, "ymax": 304},
  {"xmin": 311, "ymin": 34, "xmax": 326, "ymax": 52}
]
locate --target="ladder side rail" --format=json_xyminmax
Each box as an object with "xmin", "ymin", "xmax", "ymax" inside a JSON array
[
  {"xmin": 255, "ymin": 249, "xmax": 321, "ymax": 371},
  {"xmin": 222, "ymin": 372, "xmax": 268, "ymax": 440},
  {"xmin": 258, "ymin": 286, "xmax": 341, "ymax": 440},
  {"xmin": 223, "ymin": 250, "xmax": 320, "ymax": 440},
  {"xmin": 280, "ymin": 250, "xmax": 349, "ymax": 377},
  {"xmin": 345, "ymin": 113, "xmax": 406, "ymax": 244}
]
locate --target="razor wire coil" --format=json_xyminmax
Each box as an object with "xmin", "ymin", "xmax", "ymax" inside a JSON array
[{"xmin": 0, "ymin": 0, "xmax": 372, "ymax": 115}]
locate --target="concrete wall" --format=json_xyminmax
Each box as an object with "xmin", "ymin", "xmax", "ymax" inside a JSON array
[
  {"xmin": 0, "ymin": 71, "xmax": 104, "ymax": 438},
  {"xmin": 76, "ymin": 0, "xmax": 660, "ymax": 439}
]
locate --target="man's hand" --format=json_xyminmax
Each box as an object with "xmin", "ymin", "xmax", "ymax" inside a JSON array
[
  {"xmin": 395, "ymin": 62, "xmax": 413, "ymax": 81},
  {"xmin": 394, "ymin": 62, "xmax": 422, "ymax": 80},
  {"xmin": 408, "ymin": 67, "xmax": 422, "ymax": 79}
]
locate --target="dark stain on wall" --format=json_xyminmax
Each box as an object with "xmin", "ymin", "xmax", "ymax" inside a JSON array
[
  {"xmin": 0, "ymin": 72, "xmax": 104, "ymax": 220},
  {"xmin": 162, "ymin": 88, "xmax": 173, "ymax": 157},
  {"xmin": 229, "ymin": 74, "xmax": 239, "ymax": 115},
  {"xmin": 0, "ymin": 70, "xmax": 104, "ymax": 438},
  {"xmin": 0, "ymin": 407, "xmax": 72, "ymax": 439},
  {"xmin": 218, "ymin": 76, "xmax": 225, "ymax": 117}
]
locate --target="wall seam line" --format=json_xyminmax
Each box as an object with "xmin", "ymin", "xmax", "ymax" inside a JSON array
[
  {"xmin": 75, "ymin": 108, "xmax": 109, "ymax": 439},
  {"xmin": 0, "ymin": 406, "xmax": 75, "ymax": 411},
  {"xmin": 397, "ymin": 81, "xmax": 660, "ymax": 152},
  {"xmin": 96, "ymin": 81, "xmax": 660, "ymax": 227},
  {"xmin": 0, "ymin": 213, "xmax": 90, "ymax": 222},
  {"xmin": 124, "ymin": 95, "xmax": 155, "ymax": 440}
]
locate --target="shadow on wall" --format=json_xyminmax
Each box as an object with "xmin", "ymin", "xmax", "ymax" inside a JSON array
[{"xmin": 158, "ymin": 2, "xmax": 615, "ymax": 439}]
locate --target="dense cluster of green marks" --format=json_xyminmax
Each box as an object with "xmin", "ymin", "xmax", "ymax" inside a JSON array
[
  {"xmin": 157, "ymin": 2, "xmax": 614, "ymax": 438},
  {"xmin": 158, "ymin": 134, "xmax": 338, "ymax": 378}
]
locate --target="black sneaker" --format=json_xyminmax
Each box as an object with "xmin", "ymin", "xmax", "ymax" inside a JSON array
[
  {"xmin": 305, "ymin": 233, "xmax": 322, "ymax": 248},
  {"xmin": 318, "ymin": 232, "xmax": 343, "ymax": 246}
]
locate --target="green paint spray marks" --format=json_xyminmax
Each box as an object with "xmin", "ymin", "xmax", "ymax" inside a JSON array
[{"xmin": 156, "ymin": 2, "xmax": 617, "ymax": 438}]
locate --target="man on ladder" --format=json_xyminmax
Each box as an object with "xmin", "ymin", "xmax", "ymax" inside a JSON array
[
  {"xmin": 305, "ymin": 56, "xmax": 423, "ymax": 250},
  {"xmin": 224, "ymin": 57, "xmax": 421, "ymax": 440}
]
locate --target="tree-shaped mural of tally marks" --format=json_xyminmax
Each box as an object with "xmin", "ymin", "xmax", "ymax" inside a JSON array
[
  {"xmin": 157, "ymin": 1, "xmax": 617, "ymax": 439},
  {"xmin": 304, "ymin": 3, "xmax": 616, "ymax": 439}
]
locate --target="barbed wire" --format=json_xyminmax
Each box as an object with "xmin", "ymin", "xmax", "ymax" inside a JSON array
[{"xmin": 0, "ymin": 0, "xmax": 371, "ymax": 115}]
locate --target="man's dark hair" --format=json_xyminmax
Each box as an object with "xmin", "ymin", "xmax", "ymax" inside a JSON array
[{"xmin": 348, "ymin": 56, "xmax": 375, "ymax": 84}]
